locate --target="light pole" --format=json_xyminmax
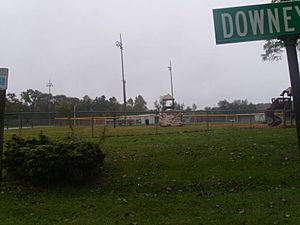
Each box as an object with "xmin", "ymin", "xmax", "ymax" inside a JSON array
[
  {"xmin": 168, "ymin": 60, "xmax": 174, "ymax": 97},
  {"xmin": 168, "ymin": 61, "xmax": 175, "ymax": 108},
  {"xmin": 116, "ymin": 33, "xmax": 127, "ymax": 120},
  {"xmin": 46, "ymin": 80, "xmax": 53, "ymax": 126}
]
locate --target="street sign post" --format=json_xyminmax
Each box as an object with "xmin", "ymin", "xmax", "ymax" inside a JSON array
[
  {"xmin": 0, "ymin": 68, "xmax": 8, "ymax": 183},
  {"xmin": 213, "ymin": 1, "xmax": 300, "ymax": 44},
  {"xmin": 213, "ymin": 1, "xmax": 300, "ymax": 154}
]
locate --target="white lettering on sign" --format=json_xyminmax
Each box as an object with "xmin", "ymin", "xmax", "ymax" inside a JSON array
[
  {"xmin": 295, "ymin": 6, "xmax": 300, "ymax": 17},
  {"xmin": 221, "ymin": 13, "xmax": 234, "ymax": 38},
  {"xmin": 248, "ymin": 9, "xmax": 264, "ymax": 35},
  {"xmin": 283, "ymin": 7, "xmax": 295, "ymax": 32},
  {"xmin": 236, "ymin": 11, "xmax": 248, "ymax": 36},
  {"xmin": 220, "ymin": 5, "xmax": 299, "ymax": 39},
  {"xmin": 267, "ymin": 8, "xmax": 280, "ymax": 34}
]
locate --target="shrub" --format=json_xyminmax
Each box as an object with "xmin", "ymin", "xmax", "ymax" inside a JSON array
[{"xmin": 4, "ymin": 133, "xmax": 105, "ymax": 185}]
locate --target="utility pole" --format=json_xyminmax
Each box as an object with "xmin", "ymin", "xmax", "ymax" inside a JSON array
[
  {"xmin": 168, "ymin": 60, "xmax": 174, "ymax": 97},
  {"xmin": 46, "ymin": 80, "xmax": 53, "ymax": 126},
  {"xmin": 116, "ymin": 34, "xmax": 127, "ymax": 121},
  {"xmin": 168, "ymin": 61, "xmax": 175, "ymax": 108}
]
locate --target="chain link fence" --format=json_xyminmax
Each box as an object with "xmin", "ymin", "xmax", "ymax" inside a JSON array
[{"xmin": 4, "ymin": 109, "xmax": 295, "ymax": 138}]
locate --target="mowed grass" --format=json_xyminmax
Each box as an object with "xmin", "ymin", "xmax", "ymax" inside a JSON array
[{"xmin": 1, "ymin": 126, "xmax": 300, "ymax": 225}]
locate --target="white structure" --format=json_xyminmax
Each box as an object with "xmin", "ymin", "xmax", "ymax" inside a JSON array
[{"xmin": 138, "ymin": 114, "xmax": 156, "ymax": 125}]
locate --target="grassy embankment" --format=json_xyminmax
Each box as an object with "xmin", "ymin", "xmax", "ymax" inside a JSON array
[{"xmin": 1, "ymin": 126, "xmax": 300, "ymax": 225}]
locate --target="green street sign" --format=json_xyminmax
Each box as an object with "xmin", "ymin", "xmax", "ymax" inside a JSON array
[{"xmin": 213, "ymin": 1, "xmax": 300, "ymax": 44}]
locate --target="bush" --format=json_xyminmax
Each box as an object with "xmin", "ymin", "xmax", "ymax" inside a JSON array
[{"xmin": 4, "ymin": 133, "xmax": 105, "ymax": 185}]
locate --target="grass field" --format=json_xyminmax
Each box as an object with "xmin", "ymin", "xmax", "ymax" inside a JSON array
[{"xmin": 1, "ymin": 126, "xmax": 300, "ymax": 225}]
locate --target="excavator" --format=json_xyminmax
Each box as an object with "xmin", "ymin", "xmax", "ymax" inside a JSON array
[{"xmin": 265, "ymin": 87, "xmax": 293, "ymax": 126}]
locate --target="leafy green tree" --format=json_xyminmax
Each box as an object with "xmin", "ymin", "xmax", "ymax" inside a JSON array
[
  {"xmin": 21, "ymin": 89, "xmax": 45, "ymax": 112},
  {"xmin": 154, "ymin": 100, "xmax": 162, "ymax": 111},
  {"xmin": 173, "ymin": 101, "xmax": 185, "ymax": 111},
  {"xmin": 6, "ymin": 89, "xmax": 150, "ymax": 114},
  {"xmin": 77, "ymin": 95, "xmax": 92, "ymax": 111},
  {"xmin": 56, "ymin": 100, "xmax": 72, "ymax": 117},
  {"xmin": 192, "ymin": 104, "xmax": 197, "ymax": 111},
  {"xmin": 208, "ymin": 99, "xmax": 256, "ymax": 112},
  {"xmin": 261, "ymin": 0, "xmax": 300, "ymax": 61},
  {"xmin": 5, "ymin": 93, "xmax": 22, "ymax": 112},
  {"xmin": 185, "ymin": 106, "xmax": 192, "ymax": 111},
  {"xmin": 217, "ymin": 100, "xmax": 231, "ymax": 110},
  {"xmin": 53, "ymin": 94, "xmax": 68, "ymax": 103},
  {"xmin": 35, "ymin": 93, "xmax": 49, "ymax": 112},
  {"xmin": 133, "ymin": 95, "xmax": 148, "ymax": 112},
  {"xmin": 127, "ymin": 98, "xmax": 134, "ymax": 111},
  {"xmin": 108, "ymin": 97, "xmax": 121, "ymax": 111},
  {"xmin": 92, "ymin": 95, "xmax": 109, "ymax": 111}
]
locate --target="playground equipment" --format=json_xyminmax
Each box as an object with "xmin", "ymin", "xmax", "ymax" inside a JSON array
[
  {"xmin": 159, "ymin": 94, "xmax": 183, "ymax": 127},
  {"xmin": 265, "ymin": 87, "xmax": 293, "ymax": 126}
]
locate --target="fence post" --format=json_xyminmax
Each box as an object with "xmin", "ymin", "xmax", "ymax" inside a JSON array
[
  {"xmin": 155, "ymin": 112, "xmax": 159, "ymax": 135},
  {"xmin": 31, "ymin": 113, "xmax": 34, "ymax": 128},
  {"xmin": 250, "ymin": 112, "xmax": 253, "ymax": 128},
  {"xmin": 291, "ymin": 109, "xmax": 294, "ymax": 126},
  {"xmin": 91, "ymin": 116, "xmax": 95, "ymax": 138},
  {"xmin": 6, "ymin": 116, "xmax": 8, "ymax": 130},
  {"xmin": 283, "ymin": 108, "xmax": 287, "ymax": 128},
  {"xmin": 206, "ymin": 111, "xmax": 209, "ymax": 130},
  {"xmin": 18, "ymin": 115, "xmax": 22, "ymax": 136},
  {"xmin": 113, "ymin": 116, "xmax": 116, "ymax": 128}
]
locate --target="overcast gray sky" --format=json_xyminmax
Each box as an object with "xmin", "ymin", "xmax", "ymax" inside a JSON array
[{"xmin": 0, "ymin": 0, "xmax": 293, "ymax": 109}]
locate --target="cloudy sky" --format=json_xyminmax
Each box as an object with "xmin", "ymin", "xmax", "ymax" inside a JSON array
[{"xmin": 0, "ymin": 0, "xmax": 293, "ymax": 109}]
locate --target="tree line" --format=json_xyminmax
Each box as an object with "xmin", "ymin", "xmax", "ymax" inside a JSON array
[
  {"xmin": 5, "ymin": 89, "xmax": 201, "ymax": 116},
  {"xmin": 5, "ymin": 89, "xmax": 148, "ymax": 116},
  {"xmin": 5, "ymin": 89, "xmax": 271, "ymax": 116},
  {"xmin": 205, "ymin": 99, "xmax": 270, "ymax": 113}
]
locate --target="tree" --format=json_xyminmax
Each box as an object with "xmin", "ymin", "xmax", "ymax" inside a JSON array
[
  {"xmin": 108, "ymin": 97, "xmax": 121, "ymax": 111},
  {"xmin": 217, "ymin": 100, "xmax": 231, "ymax": 110},
  {"xmin": 56, "ymin": 100, "xmax": 72, "ymax": 117},
  {"xmin": 209, "ymin": 99, "xmax": 256, "ymax": 112},
  {"xmin": 192, "ymin": 104, "xmax": 197, "ymax": 111},
  {"xmin": 261, "ymin": 0, "xmax": 300, "ymax": 61},
  {"xmin": 5, "ymin": 93, "xmax": 22, "ymax": 112},
  {"xmin": 77, "ymin": 95, "xmax": 92, "ymax": 111},
  {"xmin": 127, "ymin": 98, "xmax": 134, "ymax": 111},
  {"xmin": 173, "ymin": 101, "xmax": 185, "ymax": 111},
  {"xmin": 7, "ymin": 89, "xmax": 152, "ymax": 113},
  {"xmin": 53, "ymin": 94, "xmax": 68, "ymax": 103},
  {"xmin": 185, "ymin": 106, "xmax": 192, "ymax": 111},
  {"xmin": 92, "ymin": 95, "xmax": 109, "ymax": 111},
  {"xmin": 154, "ymin": 100, "xmax": 162, "ymax": 111},
  {"xmin": 21, "ymin": 89, "xmax": 45, "ymax": 112},
  {"xmin": 133, "ymin": 95, "xmax": 148, "ymax": 112}
]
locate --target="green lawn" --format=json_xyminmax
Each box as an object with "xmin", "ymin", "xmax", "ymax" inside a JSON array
[{"xmin": 1, "ymin": 126, "xmax": 300, "ymax": 225}]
